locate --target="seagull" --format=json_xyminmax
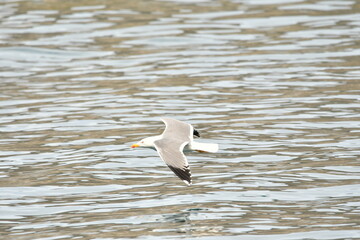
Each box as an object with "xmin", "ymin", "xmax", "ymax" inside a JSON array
[{"xmin": 131, "ymin": 117, "xmax": 218, "ymax": 186}]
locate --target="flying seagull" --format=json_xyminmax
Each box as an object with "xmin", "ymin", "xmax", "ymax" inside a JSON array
[{"xmin": 131, "ymin": 117, "xmax": 218, "ymax": 186}]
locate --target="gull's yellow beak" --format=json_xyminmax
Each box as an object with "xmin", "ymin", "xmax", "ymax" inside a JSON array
[{"xmin": 131, "ymin": 143, "xmax": 140, "ymax": 148}]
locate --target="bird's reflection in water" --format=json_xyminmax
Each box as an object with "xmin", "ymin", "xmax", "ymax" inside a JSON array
[{"xmin": 163, "ymin": 211, "xmax": 191, "ymax": 224}]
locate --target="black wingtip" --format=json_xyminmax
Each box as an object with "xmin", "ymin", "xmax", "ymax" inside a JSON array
[
  {"xmin": 168, "ymin": 165, "xmax": 192, "ymax": 186},
  {"xmin": 193, "ymin": 129, "xmax": 200, "ymax": 138}
]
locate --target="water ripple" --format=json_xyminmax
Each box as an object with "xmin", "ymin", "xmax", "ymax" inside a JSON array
[{"xmin": 0, "ymin": 0, "xmax": 359, "ymax": 239}]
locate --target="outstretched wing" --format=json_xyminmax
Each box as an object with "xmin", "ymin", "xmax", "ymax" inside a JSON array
[
  {"xmin": 154, "ymin": 138, "xmax": 191, "ymax": 186},
  {"xmin": 160, "ymin": 117, "xmax": 193, "ymax": 142}
]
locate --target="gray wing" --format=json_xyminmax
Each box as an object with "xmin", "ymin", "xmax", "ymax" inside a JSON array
[
  {"xmin": 154, "ymin": 138, "xmax": 191, "ymax": 186},
  {"xmin": 161, "ymin": 117, "xmax": 193, "ymax": 142}
]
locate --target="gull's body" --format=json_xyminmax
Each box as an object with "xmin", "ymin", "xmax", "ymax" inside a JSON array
[{"xmin": 131, "ymin": 117, "xmax": 218, "ymax": 186}]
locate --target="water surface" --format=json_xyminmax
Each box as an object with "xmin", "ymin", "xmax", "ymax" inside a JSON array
[{"xmin": 0, "ymin": 0, "xmax": 359, "ymax": 239}]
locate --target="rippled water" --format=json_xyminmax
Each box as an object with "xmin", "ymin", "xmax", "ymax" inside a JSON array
[{"xmin": 1, "ymin": 0, "xmax": 360, "ymax": 239}]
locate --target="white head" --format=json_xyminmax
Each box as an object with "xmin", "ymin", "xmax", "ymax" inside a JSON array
[{"xmin": 131, "ymin": 136, "xmax": 160, "ymax": 149}]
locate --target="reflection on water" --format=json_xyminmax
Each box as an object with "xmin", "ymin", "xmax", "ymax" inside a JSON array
[{"xmin": 0, "ymin": 0, "xmax": 359, "ymax": 239}]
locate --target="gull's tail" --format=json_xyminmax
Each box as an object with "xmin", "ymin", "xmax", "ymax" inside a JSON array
[{"xmin": 190, "ymin": 141, "xmax": 219, "ymax": 153}]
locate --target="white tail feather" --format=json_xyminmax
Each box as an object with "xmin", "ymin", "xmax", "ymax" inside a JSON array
[{"xmin": 189, "ymin": 141, "xmax": 219, "ymax": 153}]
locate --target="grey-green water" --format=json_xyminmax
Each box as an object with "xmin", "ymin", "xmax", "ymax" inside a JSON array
[{"xmin": 1, "ymin": 0, "xmax": 360, "ymax": 239}]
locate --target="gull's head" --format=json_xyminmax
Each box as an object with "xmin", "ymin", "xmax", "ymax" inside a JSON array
[{"xmin": 131, "ymin": 136, "xmax": 158, "ymax": 149}]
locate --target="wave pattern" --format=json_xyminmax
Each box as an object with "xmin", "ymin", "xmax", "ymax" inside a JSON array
[{"xmin": 0, "ymin": 0, "xmax": 359, "ymax": 239}]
